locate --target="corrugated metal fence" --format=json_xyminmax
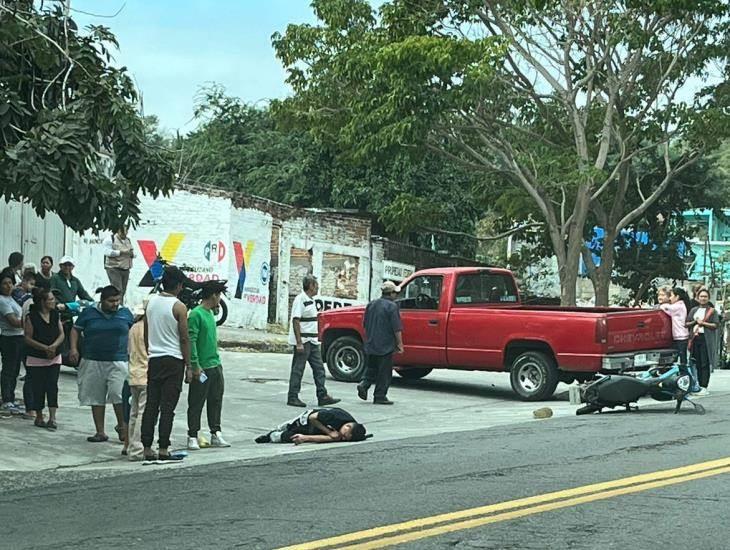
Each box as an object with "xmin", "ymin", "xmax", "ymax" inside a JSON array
[{"xmin": 0, "ymin": 201, "xmax": 66, "ymax": 268}]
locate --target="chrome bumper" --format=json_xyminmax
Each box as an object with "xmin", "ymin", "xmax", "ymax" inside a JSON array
[{"xmin": 600, "ymin": 348, "xmax": 677, "ymax": 372}]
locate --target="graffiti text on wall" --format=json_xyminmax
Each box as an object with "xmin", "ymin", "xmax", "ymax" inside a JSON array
[{"xmin": 315, "ymin": 297, "xmax": 354, "ymax": 311}]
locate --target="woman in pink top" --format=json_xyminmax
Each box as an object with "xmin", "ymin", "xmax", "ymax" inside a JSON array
[{"xmin": 659, "ymin": 287, "xmax": 691, "ymax": 366}]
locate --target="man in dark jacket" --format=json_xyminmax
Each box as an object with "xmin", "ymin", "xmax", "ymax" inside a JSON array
[
  {"xmin": 357, "ymin": 281, "xmax": 404, "ymax": 405},
  {"xmin": 50, "ymin": 256, "xmax": 93, "ymax": 304}
]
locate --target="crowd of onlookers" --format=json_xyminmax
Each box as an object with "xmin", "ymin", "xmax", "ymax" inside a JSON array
[
  {"xmin": 0, "ymin": 248, "xmax": 235, "ymax": 461},
  {"xmin": 657, "ymin": 284, "xmax": 721, "ymax": 395},
  {"xmin": 0, "ymin": 243, "xmax": 385, "ymax": 458}
]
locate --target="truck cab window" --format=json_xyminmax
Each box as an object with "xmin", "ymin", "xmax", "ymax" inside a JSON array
[
  {"xmin": 398, "ymin": 276, "xmax": 443, "ymax": 310},
  {"xmin": 454, "ymin": 273, "xmax": 518, "ymax": 304}
]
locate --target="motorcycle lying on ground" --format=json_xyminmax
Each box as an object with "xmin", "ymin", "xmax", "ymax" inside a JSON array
[
  {"xmin": 149, "ymin": 258, "xmax": 229, "ymax": 326},
  {"xmin": 575, "ymin": 364, "xmax": 705, "ymax": 416}
]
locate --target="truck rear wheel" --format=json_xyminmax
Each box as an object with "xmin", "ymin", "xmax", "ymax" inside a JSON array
[
  {"xmin": 325, "ymin": 336, "xmax": 365, "ymax": 382},
  {"xmin": 510, "ymin": 351, "xmax": 559, "ymax": 401},
  {"xmin": 395, "ymin": 367, "xmax": 432, "ymax": 380}
]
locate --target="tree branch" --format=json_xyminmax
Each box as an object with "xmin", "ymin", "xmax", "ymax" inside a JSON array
[{"xmin": 420, "ymin": 222, "xmax": 543, "ymax": 242}]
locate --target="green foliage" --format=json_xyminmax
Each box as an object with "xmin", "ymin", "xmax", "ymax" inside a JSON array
[
  {"xmin": 179, "ymin": 85, "xmax": 485, "ymax": 257},
  {"xmin": 0, "ymin": 0, "xmax": 174, "ymax": 232},
  {"xmin": 272, "ymin": 0, "xmax": 730, "ymax": 304}
]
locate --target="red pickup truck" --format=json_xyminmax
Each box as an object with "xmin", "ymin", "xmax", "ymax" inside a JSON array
[{"xmin": 318, "ymin": 267, "xmax": 676, "ymax": 401}]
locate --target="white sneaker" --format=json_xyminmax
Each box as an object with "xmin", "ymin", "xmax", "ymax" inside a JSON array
[
  {"xmin": 187, "ymin": 436, "xmax": 201, "ymax": 451},
  {"xmin": 211, "ymin": 431, "xmax": 230, "ymax": 448},
  {"xmin": 694, "ymin": 388, "xmax": 710, "ymax": 397},
  {"xmin": 2, "ymin": 402, "xmax": 22, "ymax": 415}
]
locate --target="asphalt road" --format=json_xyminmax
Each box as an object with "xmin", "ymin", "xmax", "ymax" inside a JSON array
[{"xmin": 3, "ymin": 391, "xmax": 730, "ymax": 550}]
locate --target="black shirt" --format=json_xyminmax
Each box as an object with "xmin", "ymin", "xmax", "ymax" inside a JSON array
[
  {"xmin": 315, "ymin": 408, "xmax": 356, "ymax": 430},
  {"xmin": 26, "ymin": 309, "xmax": 61, "ymax": 359},
  {"xmin": 363, "ymin": 298, "xmax": 403, "ymax": 356}
]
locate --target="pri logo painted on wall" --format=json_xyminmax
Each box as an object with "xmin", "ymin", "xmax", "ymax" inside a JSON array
[{"xmin": 203, "ymin": 240, "xmax": 226, "ymax": 263}]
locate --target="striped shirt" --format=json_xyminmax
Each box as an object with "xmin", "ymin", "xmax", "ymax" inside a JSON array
[{"xmin": 288, "ymin": 291, "xmax": 319, "ymax": 345}]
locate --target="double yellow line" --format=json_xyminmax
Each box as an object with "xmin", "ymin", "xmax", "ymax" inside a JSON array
[{"xmin": 279, "ymin": 456, "xmax": 730, "ymax": 550}]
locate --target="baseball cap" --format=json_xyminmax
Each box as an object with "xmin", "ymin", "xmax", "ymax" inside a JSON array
[
  {"xmin": 59, "ymin": 255, "xmax": 75, "ymax": 266},
  {"xmin": 381, "ymin": 280, "xmax": 400, "ymax": 294}
]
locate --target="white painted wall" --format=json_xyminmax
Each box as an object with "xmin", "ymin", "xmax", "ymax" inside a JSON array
[
  {"xmin": 0, "ymin": 200, "xmax": 65, "ymax": 268},
  {"xmin": 67, "ymin": 190, "xmax": 272, "ymax": 329}
]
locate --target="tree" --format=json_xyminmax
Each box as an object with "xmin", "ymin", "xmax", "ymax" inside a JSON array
[
  {"xmin": 0, "ymin": 0, "xmax": 174, "ymax": 232},
  {"xmin": 272, "ymin": 0, "xmax": 730, "ymax": 304},
  {"xmin": 180, "ymin": 85, "xmax": 486, "ymax": 257}
]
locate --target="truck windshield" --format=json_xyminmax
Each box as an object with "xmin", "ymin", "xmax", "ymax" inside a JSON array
[{"xmin": 454, "ymin": 272, "xmax": 518, "ymax": 305}]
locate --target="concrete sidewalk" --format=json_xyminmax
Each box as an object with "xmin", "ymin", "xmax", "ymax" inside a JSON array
[
  {"xmin": 3, "ymin": 353, "xmax": 728, "ymax": 477},
  {"xmin": 217, "ymin": 324, "xmax": 289, "ymax": 353}
]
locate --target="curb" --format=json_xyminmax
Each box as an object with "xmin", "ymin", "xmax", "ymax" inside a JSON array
[{"xmin": 218, "ymin": 340, "xmax": 291, "ymax": 354}]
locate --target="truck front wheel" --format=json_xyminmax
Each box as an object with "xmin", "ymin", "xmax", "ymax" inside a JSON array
[
  {"xmin": 510, "ymin": 351, "xmax": 559, "ymax": 401},
  {"xmin": 325, "ymin": 336, "xmax": 365, "ymax": 382}
]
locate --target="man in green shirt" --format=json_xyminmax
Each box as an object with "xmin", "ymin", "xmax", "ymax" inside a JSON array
[{"xmin": 186, "ymin": 280, "xmax": 230, "ymax": 450}]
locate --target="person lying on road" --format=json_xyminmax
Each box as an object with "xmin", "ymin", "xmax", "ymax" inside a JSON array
[{"xmin": 254, "ymin": 407, "xmax": 370, "ymax": 445}]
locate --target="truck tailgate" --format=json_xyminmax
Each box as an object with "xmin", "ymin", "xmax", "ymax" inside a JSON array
[{"xmin": 605, "ymin": 310, "xmax": 671, "ymax": 353}]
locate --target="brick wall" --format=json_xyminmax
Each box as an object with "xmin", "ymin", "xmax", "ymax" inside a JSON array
[{"xmin": 275, "ymin": 212, "xmax": 373, "ymax": 324}]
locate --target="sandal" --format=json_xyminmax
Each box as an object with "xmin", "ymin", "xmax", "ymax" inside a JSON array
[
  {"xmin": 158, "ymin": 453, "xmax": 184, "ymax": 461},
  {"xmin": 46, "ymin": 420, "xmax": 57, "ymax": 431},
  {"xmin": 34, "ymin": 418, "xmax": 47, "ymax": 428},
  {"xmin": 87, "ymin": 434, "xmax": 109, "ymax": 443}
]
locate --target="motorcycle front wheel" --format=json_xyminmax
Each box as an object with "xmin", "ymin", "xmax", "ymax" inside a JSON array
[{"xmin": 214, "ymin": 299, "xmax": 228, "ymax": 326}]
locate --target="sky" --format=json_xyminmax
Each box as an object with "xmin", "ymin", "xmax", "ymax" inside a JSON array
[{"xmin": 72, "ymin": 1, "xmax": 319, "ymax": 134}]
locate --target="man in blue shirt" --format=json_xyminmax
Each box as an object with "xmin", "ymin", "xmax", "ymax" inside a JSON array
[
  {"xmin": 70, "ymin": 286, "xmax": 133, "ymax": 443},
  {"xmin": 357, "ymin": 281, "xmax": 404, "ymax": 405}
]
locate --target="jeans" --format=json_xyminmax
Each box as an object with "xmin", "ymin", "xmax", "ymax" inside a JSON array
[
  {"xmin": 141, "ymin": 356, "xmax": 184, "ymax": 449},
  {"xmin": 0, "ymin": 335, "xmax": 24, "ymax": 403},
  {"xmin": 673, "ymin": 339, "xmax": 688, "ymax": 366},
  {"xmin": 27, "ymin": 365, "xmax": 60, "ymax": 410},
  {"xmin": 359, "ymin": 353, "xmax": 394, "ymax": 400},
  {"xmin": 187, "ymin": 366, "xmax": 224, "ymax": 437},
  {"xmin": 692, "ymin": 335, "xmax": 711, "ymax": 389},
  {"xmin": 287, "ymin": 343, "xmax": 327, "ymax": 400}
]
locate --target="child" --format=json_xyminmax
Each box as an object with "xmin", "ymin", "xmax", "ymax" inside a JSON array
[
  {"xmin": 123, "ymin": 302, "xmax": 148, "ymax": 461},
  {"xmin": 659, "ymin": 287, "xmax": 691, "ymax": 366},
  {"xmin": 12, "ymin": 271, "xmax": 36, "ymax": 307},
  {"xmin": 656, "ymin": 287, "xmax": 670, "ymax": 306}
]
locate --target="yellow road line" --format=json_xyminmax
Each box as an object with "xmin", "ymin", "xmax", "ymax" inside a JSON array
[
  {"xmin": 337, "ymin": 465, "xmax": 730, "ymax": 549},
  {"xmin": 278, "ymin": 457, "xmax": 730, "ymax": 550}
]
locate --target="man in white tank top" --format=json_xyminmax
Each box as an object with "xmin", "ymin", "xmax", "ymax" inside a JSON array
[{"xmin": 140, "ymin": 266, "xmax": 192, "ymax": 461}]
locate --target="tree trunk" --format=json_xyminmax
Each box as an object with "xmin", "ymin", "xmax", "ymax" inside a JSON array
[
  {"xmin": 592, "ymin": 231, "xmax": 616, "ymax": 307},
  {"xmin": 559, "ymin": 257, "xmax": 580, "ymax": 306},
  {"xmin": 556, "ymin": 234, "xmax": 584, "ymax": 306}
]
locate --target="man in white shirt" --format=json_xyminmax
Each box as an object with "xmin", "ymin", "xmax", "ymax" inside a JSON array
[
  {"xmin": 140, "ymin": 266, "xmax": 191, "ymax": 461},
  {"xmin": 102, "ymin": 226, "xmax": 135, "ymax": 303},
  {"xmin": 287, "ymin": 275, "xmax": 340, "ymax": 408}
]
